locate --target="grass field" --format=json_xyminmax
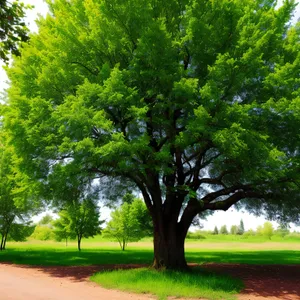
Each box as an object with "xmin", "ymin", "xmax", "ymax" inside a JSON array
[
  {"xmin": 1, "ymin": 236, "xmax": 300, "ymax": 266},
  {"xmin": 0, "ymin": 237, "xmax": 299, "ymax": 300}
]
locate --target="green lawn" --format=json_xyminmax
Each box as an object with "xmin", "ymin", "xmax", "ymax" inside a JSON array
[{"xmin": 0, "ymin": 239, "xmax": 299, "ymax": 266}]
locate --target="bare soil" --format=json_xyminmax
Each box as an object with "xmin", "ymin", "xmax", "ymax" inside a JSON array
[
  {"xmin": 0, "ymin": 262, "xmax": 299, "ymax": 300},
  {"xmin": 203, "ymin": 263, "xmax": 300, "ymax": 300}
]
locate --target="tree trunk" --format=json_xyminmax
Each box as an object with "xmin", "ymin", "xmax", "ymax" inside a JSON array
[
  {"xmin": 3, "ymin": 232, "xmax": 8, "ymax": 250},
  {"xmin": 0, "ymin": 234, "xmax": 4, "ymax": 251},
  {"xmin": 152, "ymin": 221, "xmax": 187, "ymax": 270},
  {"xmin": 77, "ymin": 236, "xmax": 81, "ymax": 251},
  {"xmin": 65, "ymin": 237, "xmax": 68, "ymax": 247}
]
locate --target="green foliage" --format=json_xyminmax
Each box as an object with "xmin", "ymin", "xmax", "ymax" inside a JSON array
[
  {"xmin": 31, "ymin": 225, "xmax": 54, "ymax": 241},
  {"xmin": 91, "ymin": 267, "xmax": 243, "ymax": 300},
  {"xmin": 0, "ymin": 134, "xmax": 38, "ymax": 250},
  {"xmin": 0, "ymin": 0, "xmax": 31, "ymax": 62},
  {"xmin": 186, "ymin": 230, "xmax": 206, "ymax": 240},
  {"xmin": 275, "ymin": 223, "xmax": 290, "ymax": 238},
  {"xmin": 220, "ymin": 225, "xmax": 229, "ymax": 235},
  {"xmin": 104, "ymin": 198, "xmax": 152, "ymax": 250},
  {"xmin": 39, "ymin": 214, "xmax": 54, "ymax": 226},
  {"xmin": 257, "ymin": 222, "xmax": 274, "ymax": 240},
  {"xmin": 8, "ymin": 223, "xmax": 35, "ymax": 242}
]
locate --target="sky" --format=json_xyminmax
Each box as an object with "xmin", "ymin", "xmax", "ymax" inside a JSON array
[{"xmin": 1, "ymin": 0, "xmax": 300, "ymax": 231}]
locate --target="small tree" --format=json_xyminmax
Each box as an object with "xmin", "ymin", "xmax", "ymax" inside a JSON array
[
  {"xmin": 237, "ymin": 219, "xmax": 245, "ymax": 235},
  {"xmin": 53, "ymin": 199, "xmax": 103, "ymax": 251},
  {"xmin": 220, "ymin": 225, "xmax": 228, "ymax": 235},
  {"xmin": 104, "ymin": 198, "xmax": 152, "ymax": 250},
  {"xmin": 213, "ymin": 226, "xmax": 219, "ymax": 235},
  {"xmin": 261, "ymin": 222, "xmax": 274, "ymax": 240},
  {"xmin": 230, "ymin": 225, "xmax": 238, "ymax": 235}
]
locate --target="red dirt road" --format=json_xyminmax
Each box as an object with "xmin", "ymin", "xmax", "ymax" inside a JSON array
[
  {"xmin": 0, "ymin": 263, "xmax": 153, "ymax": 300},
  {"xmin": 0, "ymin": 263, "xmax": 300, "ymax": 300}
]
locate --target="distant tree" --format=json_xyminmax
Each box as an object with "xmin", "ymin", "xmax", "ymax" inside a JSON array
[
  {"xmin": 276, "ymin": 222, "xmax": 290, "ymax": 238},
  {"xmin": 39, "ymin": 214, "xmax": 54, "ymax": 226},
  {"xmin": 220, "ymin": 225, "xmax": 228, "ymax": 235},
  {"xmin": 261, "ymin": 222, "xmax": 274, "ymax": 240},
  {"xmin": 31, "ymin": 213, "xmax": 55, "ymax": 241},
  {"xmin": 0, "ymin": 0, "xmax": 31, "ymax": 62},
  {"xmin": 230, "ymin": 225, "xmax": 238, "ymax": 235},
  {"xmin": 104, "ymin": 198, "xmax": 152, "ymax": 250},
  {"xmin": 237, "ymin": 219, "xmax": 245, "ymax": 235},
  {"xmin": 213, "ymin": 226, "xmax": 219, "ymax": 235},
  {"xmin": 54, "ymin": 199, "xmax": 103, "ymax": 251}
]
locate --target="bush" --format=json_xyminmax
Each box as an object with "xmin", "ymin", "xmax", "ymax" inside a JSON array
[
  {"xmin": 187, "ymin": 231, "xmax": 206, "ymax": 240},
  {"xmin": 30, "ymin": 225, "xmax": 55, "ymax": 241}
]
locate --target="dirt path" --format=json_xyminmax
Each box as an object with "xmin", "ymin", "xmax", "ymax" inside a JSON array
[
  {"xmin": 0, "ymin": 263, "xmax": 153, "ymax": 300},
  {"xmin": 1, "ymin": 263, "xmax": 299, "ymax": 300}
]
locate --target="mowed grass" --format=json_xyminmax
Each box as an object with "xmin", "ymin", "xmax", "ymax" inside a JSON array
[
  {"xmin": 91, "ymin": 267, "xmax": 243, "ymax": 300},
  {"xmin": 0, "ymin": 239, "xmax": 300, "ymax": 266}
]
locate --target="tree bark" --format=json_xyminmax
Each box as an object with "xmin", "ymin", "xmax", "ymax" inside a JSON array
[{"xmin": 152, "ymin": 220, "xmax": 187, "ymax": 270}]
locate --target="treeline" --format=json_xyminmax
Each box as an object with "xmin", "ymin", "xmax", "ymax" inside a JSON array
[{"xmin": 187, "ymin": 220, "xmax": 298, "ymax": 240}]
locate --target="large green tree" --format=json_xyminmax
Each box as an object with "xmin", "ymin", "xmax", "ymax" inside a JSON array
[
  {"xmin": 0, "ymin": 0, "xmax": 31, "ymax": 62},
  {"xmin": 4, "ymin": 0, "xmax": 300, "ymax": 269}
]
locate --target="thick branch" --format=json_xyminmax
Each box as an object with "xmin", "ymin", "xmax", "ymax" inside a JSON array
[{"xmin": 203, "ymin": 191, "xmax": 262, "ymax": 211}]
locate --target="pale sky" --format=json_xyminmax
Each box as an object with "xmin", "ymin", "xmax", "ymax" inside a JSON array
[{"xmin": 2, "ymin": 0, "xmax": 300, "ymax": 231}]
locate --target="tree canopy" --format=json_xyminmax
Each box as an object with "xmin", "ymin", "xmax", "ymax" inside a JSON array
[{"xmin": 3, "ymin": 0, "xmax": 300, "ymax": 269}]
